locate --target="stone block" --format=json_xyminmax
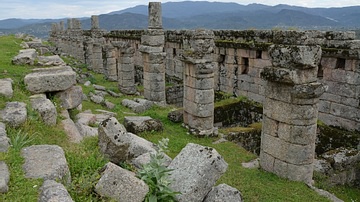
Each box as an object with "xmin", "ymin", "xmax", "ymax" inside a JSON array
[
  {"xmin": 98, "ymin": 117, "xmax": 156, "ymax": 163},
  {"xmin": 56, "ymin": 85, "xmax": 83, "ymax": 110},
  {"xmin": 144, "ymin": 90, "xmax": 166, "ymax": 102},
  {"xmin": 21, "ymin": 145, "xmax": 71, "ymax": 184},
  {"xmin": 0, "ymin": 78, "xmax": 13, "ymax": 98},
  {"xmin": 61, "ymin": 119, "xmax": 83, "ymax": 143},
  {"xmin": 123, "ymin": 116, "xmax": 163, "ymax": 134},
  {"xmin": 286, "ymin": 163, "xmax": 313, "ymax": 183},
  {"xmin": 95, "ymin": 162, "xmax": 148, "ymax": 202},
  {"xmin": 0, "ymin": 123, "xmax": 9, "ymax": 153},
  {"xmin": 259, "ymin": 150, "xmax": 275, "ymax": 172},
  {"xmin": 12, "ymin": 49, "xmax": 37, "ymax": 65},
  {"xmin": 122, "ymin": 99, "xmax": 145, "ymax": 113},
  {"xmin": 168, "ymin": 109, "xmax": 183, "ymax": 123},
  {"xmin": 262, "ymin": 115, "xmax": 279, "ymax": 137},
  {"xmin": 330, "ymin": 103, "xmax": 360, "ymax": 122},
  {"xmin": 0, "ymin": 102, "xmax": 27, "ymax": 127},
  {"xmin": 169, "ymin": 143, "xmax": 228, "ymax": 202},
  {"xmin": 261, "ymin": 66, "xmax": 318, "ymax": 84},
  {"xmin": 24, "ymin": 66, "xmax": 76, "ymax": 94},
  {"xmin": 321, "ymin": 57, "xmax": 337, "ymax": 69},
  {"xmin": 39, "ymin": 180, "xmax": 74, "ymax": 202},
  {"xmin": 37, "ymin": 55, "xmax": 66, "ymax": 66},
  {"xmin": 184, "ymin": 98, "xmax": 214, "ymax": 118},
  {"xmin": 184, "ymin": 87, "xmax": 214, "ymax": 104},
  {"xmin": 0, "ymin": 161, "xmax": 9, "ymax": 193},
  {"xmin": 326, "ymin": 81, "xmax": 360, "ymax": 98},
  {"xmin": 30, "ymin": 94, "xmax": 57, "ymax": 126},
  {"xmin": 203, "ymin": 183, "xmax": 242, "ymax": 202}
]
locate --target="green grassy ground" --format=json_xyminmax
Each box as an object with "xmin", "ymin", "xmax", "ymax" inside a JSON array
[{"xmin": 0, "ymin": 35, "xmax": 359, "ymax": 201}]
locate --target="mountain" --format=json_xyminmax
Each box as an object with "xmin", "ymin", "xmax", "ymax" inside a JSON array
[{"xmin": 0, "ymin": 1, "xmax": 359, "ymax": 38}]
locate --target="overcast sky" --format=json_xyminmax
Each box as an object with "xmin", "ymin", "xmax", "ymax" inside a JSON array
[{"xmin": 0, "ymin": 0, "xmax": 359, "ymax": 20}]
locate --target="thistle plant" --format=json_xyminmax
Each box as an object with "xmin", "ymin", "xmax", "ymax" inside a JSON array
[{"xmin": 137, "ymin": 138, "xmax": 179, "ymax": 202}]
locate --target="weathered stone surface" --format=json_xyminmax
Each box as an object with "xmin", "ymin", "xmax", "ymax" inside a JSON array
[
  {"xmin": 103, "ymin": 100, "xmax": 115, "ymax": 109},
  {"xmin": 98, "ymin": 117, "xmax": 156, "ymax": 163},
  {"xmin": 148, "ymin": 2, "xmax": 162, "ymax": 29},
  {"xmin": 30, "ymin": 94, "xmax": 57, "ymax": 126},
  {"xmin": 75, "ymin": 111, "xmax": 96, "ymax": 125},
  {"xmin": 168, "ymin": 143, "xmax": 228, "ymax": 202},
  {"xmin": 61, "ymin": 119, "xmax": 83, "ymax": 143},
  {"xmin": 0, "ymin": 123, "xmax": 9, "ymax": 153},
  {"xmin": 0, "ymin": 78, "xmax": 13, "ymax": 98},
  {"xmin": 93, "ymin": 84, "xmax": 106, "ymax": 91},
  {"xmin": 122, "ymin": 99, "xmax": 145, "ymax": 113},
  {"xmin": 124, "ymin": 116, "xmax": 163, "ymax": 134},
  {"xmin": 131, "ymin": 151, "xmax": 172, "ymax": 169},
  {"xmin": 56, "ymin": 85, "xmax": 83, "ymax": 109},
  {"xmin": 89, "ymin": 92, "xmax": 104, "ymax": 104},
  {"xmin": 0, "ymin": 102, "xmax": 27, "ymax": 127},
  {"xmin": 76, "ymin": 123, "xmax": 98, "ymax": 137},
  {"xmin": 12, "ymin": 49, "xmax": 37, "ymax": 65},
  {"xmin": 95, "ymin": 162, "xmax": 149, "ymax": 202},
  {"xmin": 0, "ymin": 161, "xmax": 10, "ymax": 193},
  {"xmin": 268, "ymin": 45, "xmax": 322, "ymax": 69},
  {"xmin": 24, "ymin": 66, "xmax": 76, "ymax": 94},
  {"xmin": 39, "ymin": 180, "xmax": 74, "ymax": 202},
  {"xmin": 203, "ymin": 183, "xmax": 242, "ymax": 202},
  {"xmin": 21, "ymin": 145, "xmax": 71, "ymax": 184},
  {"xmin": 168, "ymin": 109, "xmax": 183, "ymax": 123},
  {"xmin": 37, "ymin": 55, "xmax": 66, "ymax": 66}
]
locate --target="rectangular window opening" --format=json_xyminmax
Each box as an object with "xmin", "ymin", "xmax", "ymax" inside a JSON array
[
  {"xmin": 256, "ymin": 50, "xmax": 262, "ymax": 59},
  {"xmin": 335, "ymin": 58, "xmax": 345, "ymax": 69},
  {"xmin": 241, "ymin": 57, "xmax": 249, "ymax": 74}
]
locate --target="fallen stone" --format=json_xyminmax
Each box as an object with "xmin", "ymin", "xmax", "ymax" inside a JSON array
[
  {"xmin": 61, "ymin": 119, "xmax": 83, "ymax": 143},
  {"xmin": 75, "ymin": 112, "xmax": 96, "ymax": 125},
  {"xmin": 134, "ymin": 98, "xmax": 153, "ymax": 110},
  {"xmin": 21, "ymin": 145, "xmax": 71, "ymax": 184},
  {"xmin": 37, "ymin": 55, "xmax": 66, "ymax": 66},
  {"xmin": 60, "ymin": 109, "xmax": 70, "ymax": 119},
  {"xmin": 38, "ymin": 180, "xmax": 74, "ymax": 202},
  {"xmin": 89, "ymin": 92, "xmax": 104, "ymax": 104},
  {"xmin": 0, "ymin": 161, "xmax": 10, "ymax": 193},
  {"xmin": 76, "ymin": 123, "xmax": 98, "ymax": 137},
  {"xmin": 107, "ymin": 89, "xmax": 122, "ymax": 97},
  {"xmin": 168, "ymin": 109, "xmax": 183, "ymax": 123},
  {"xmin": 98, "ymin": 117, "xmax": 156, "ymax": 163},
  {"xmin": 95, "ymin": 162, "xmax": 149, "ymax": 202},
  {"xmin": 103, "ymin": 100, "xmax": 115, "ymax": 109},
  {"xmin": 30, "ymin": 94, "xmax": 57, "ymax": 126},
  {"xmin": 24, "ymin": 66, "xmax": 76, "ymax": 94},
  {"xmin": 0, "ymin": 78, "xmax": 13, "ymax": 98},
  {"xmin": 56, "ymin": 85, "xmax": 83, "ymax": 109},
  {"xmin": 122, "ymin": 99, "xmax": 145, "ymax": 113},
  {"xmin": 203, "ymin": 183, "xmax": 243, "ymax": 202},
  {"xmin": 132, "ymin": 151, "xmax": 172, "ymax": 169},
  {"xmin": 307, "ymin": 184, "xmax": 344, "ymax": 202},
  {"xmin": 12, "ymin": 49, "xmax": 37, "ymax": 65},
  {"xmin": 93, "ymin": 84, "xmax": 106, "ymax": 91},
  {"xmin": 241, "ymin": 158, "xmax": 260, "ymax": 169},
  {"xmin": 168, "ymin": 143, "xmax": 228, "ymax": 202},
  {"xmin": 0, "ymin": 123, "xmax": 9, "ymax": 153},
  {"xmin": 84, "ymin": 81, "xmax": 91, "ymax": 86},
  {"xmin": 0, "ymin": 102, "xmax": 27, "ymax": 127},
  {"xmin": 124, "ymin": 116, "xmax": 163, "ymax": 134},
  {"xmin": 94, "ymin": 90, "xmax": 108, "ymax": 97}
]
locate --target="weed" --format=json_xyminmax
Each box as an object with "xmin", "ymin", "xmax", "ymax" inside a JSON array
[{"xmin": 9, "ymin": 130, "xmax": 35, "ymax": 151}]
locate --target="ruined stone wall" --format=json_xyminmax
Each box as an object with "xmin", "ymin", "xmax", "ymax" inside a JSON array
[{"xmin": 50, "ymin": 25, "xmax": 360, "ymax": 131}]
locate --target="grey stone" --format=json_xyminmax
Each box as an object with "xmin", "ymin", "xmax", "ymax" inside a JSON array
[
  {"xmin": 168, "ymin": 109, "xmax": 183, "ymax": 123},
  {"xmin": 76, "ymin": 123, "xmax": 98, "ymax": 137},
  {"xmin": 241, "ymin": 158, "xmax": 260, "ymax": 169},
  {"xmin": 307, "ymin": 184, "xmax": 344, "ymax": 202},
  {"xmin": 0, "ymin": 122, "xmax": 9, "ymax": 153},
  {"xmin": 104, "ymin": 100, "xmax": 115, "ymax": 109},
  {"xmin": 95, "ymin": 162, "xmax": 148, "ymax": 202},
  {"xmin": 89, "ymin": 92, "xmax": 104, "ymax": 104},
  {"xmin": 56, "ymin": 85, "xmax": 83, "ymax": 109},
  {"xmin": 122, "ymin": 99, "xmax": 145, "ymax": 113},
  {"xmin": 0, "ymin": 102, "xmax": 27, "ymax": 127},
  {"xmin": 132, "ymin": 151, "xmax": 172, "ymax": 169},
  {"xmin": 75, "ymin": 112, "xmax": 96, "ymax": 125},
  {"xmin": 24, "ymin": 66, "xmax": 76, "ymax": 94},
  {"xmin": 0, "ymin": 161, "xmax": 10, "ymax": 193},
  {"xmin": 93, "ymin": 84, "xmax": 106, "ymax": 91},
  {"xmin": 21, "ymin": 145, "xmax": 71, "ymax": 184},
  {"xmin": 94, "ymin": 109, "xmax": 116, "ymax": 124},
  {"xmin": 203, "ymin": 183, "xmax": 242, "ymax": 202},
  {"xmin": 98, "ymin": 117, "xmax": 156, "ymax": 163},
  {"xmin": 30, "ymin": 94, "xmax": 57, "ymax": 126},
  {"xmin": 0, "ymin": 78, "xmax": 13, "ymax": 98},
  {"xmin": 84, "ymin": 81, "xmax": 91, "ymax": 86},
  {"xmin": 61, "ymin": 119, "xmax": 83, "ymax": 143},
  {"xmin": 168, "ymin": 143, "xmax": 228, "ymax": 202},
  {"xmin": 39, "ymin": 180, "xmax": 74, "ymax": 202},
  {"xmin": 37, "ymin": 55, "xmax": 66, "ymax": 66},
  {"xmin": 124, "ymin": 116, "xmax": 163, "ymax": 134},
  {"xmin": 106, "ymin": 89, "xmax": 122, "ymax": 97},
  {"xmin": 12, "ymin": 49, "xmax": 37, "ymax": 65}
]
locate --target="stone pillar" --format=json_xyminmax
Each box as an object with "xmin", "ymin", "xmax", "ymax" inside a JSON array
[
  {"xmin": 92, "ymin": 42, "xmax": 104, "ymax": 73},
  {"xmin": 182, "ymin": 29, "xmax": 216, "ymax": 137},
  {"xmin": 67, "ymin": 19, "xmax": 73, "ymax": 30},
  {"xmin": 140, "ymin": 2, "xmax": 166, "ymax": 102},
  {"xmin": 259, "ymin": 45, "xmax": 327, "ymax": 184},
  {"xmin": 59, "ymin": 21, "xmax": 64, "ymax": 31},
  {"xmin": 116, "ymin": 42, "xmax": 136, "ymax": 95},
  {"xmin": 91, "ymin": 15, "xmax": 99, "ymax": 30},
  {"xmin": 103, "ymin": 44, "xmax": 117, "ymax": 81}
]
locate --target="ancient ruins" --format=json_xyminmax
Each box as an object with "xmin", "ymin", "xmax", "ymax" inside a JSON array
[{"xmin": 47, "ymin": 2, "xmax": 360, "ymax": 184}]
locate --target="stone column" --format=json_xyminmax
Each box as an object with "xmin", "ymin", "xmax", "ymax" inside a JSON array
[
  {"xmin": 182, "ymin": 30, "xmax": 216, "ymax": 137},
  {"xmin": 116, "ymin": 42, "xmax": 136, "ymax": 95},
  {"xmin": 103, "ymin": 44, "xmax": 117, "ymax": 81},
  {"xmin": 140, "ymin": 2, "xmax": 166, "ymax": 102},
  {"xmin": 91, "ymin": 15, "xmax": 99, "ymax": 30},
  {"xmin": 259, "ymin": 45, "xmax": 327, "ymax": 184}
]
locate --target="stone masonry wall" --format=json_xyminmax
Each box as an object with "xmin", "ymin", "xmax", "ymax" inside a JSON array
[{"xmin": 50, "ymin": 23, "xmax": 360, "ymax": 131}]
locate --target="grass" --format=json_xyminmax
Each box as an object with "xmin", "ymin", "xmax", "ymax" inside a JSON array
[{"xmin": 0, "ymin": 35, "xmax": 359, "ymax": 201}]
